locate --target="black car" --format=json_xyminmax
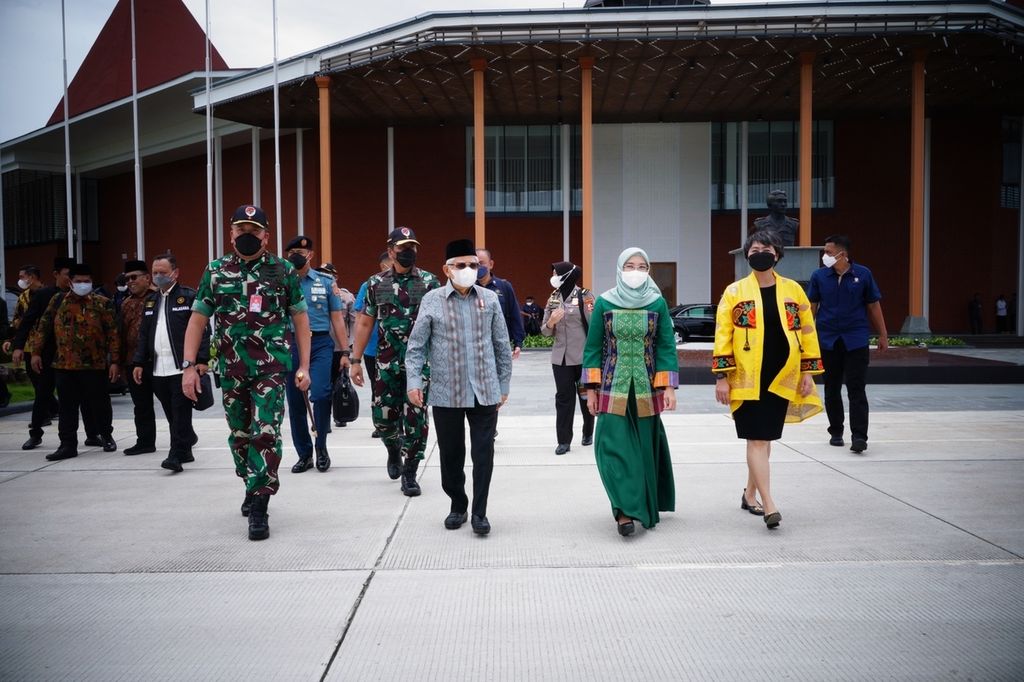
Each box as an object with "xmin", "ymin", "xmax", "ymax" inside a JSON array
[{"xmin": 670, "ymin": 303, "xmax": 716, "ymax": 343}]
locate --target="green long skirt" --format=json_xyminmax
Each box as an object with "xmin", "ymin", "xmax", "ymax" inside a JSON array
[{"xmin": 593, "ymin": 392, "xmax": 675, "ymax": 529}]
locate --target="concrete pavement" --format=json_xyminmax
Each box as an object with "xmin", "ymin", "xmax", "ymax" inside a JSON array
[{"xmin": 1, "ymin": 350, "xmax": 1022, "ymax": 680}]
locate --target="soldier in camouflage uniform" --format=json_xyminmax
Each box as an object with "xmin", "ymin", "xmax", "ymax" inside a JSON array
[
  {"xmin": 351, "ymin": 227, "xmax": 441, "ymax": 496},
  {"xmin": 183, "ymin": 205, "xmax": 311, "ymax": 541}
]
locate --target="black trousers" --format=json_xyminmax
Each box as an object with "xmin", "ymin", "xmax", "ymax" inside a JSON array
[
  {"xmin": 153, "ymin": 374, "xmax": 196, "ymax": 459},
  {"xmin": 54, "ymin": 369, "xmax": 113, "ymax": 447},
  {"xmin": 127, "ymin": 367, "xmax": 157, "ymax": 447},
  {"xmin": 25, "ymin": 359, "xmax": 59, "ymax": 438},
  {"xmin": 433, "ymin": 402, "xmax": 498, "ymax": 518},
  {"xmin": 552, "ymin": 361, "xmax": 594, "ymax": 445},
  {"xmin": 821, "ymin": 338, "xmax": 870, "ymax": 442}
]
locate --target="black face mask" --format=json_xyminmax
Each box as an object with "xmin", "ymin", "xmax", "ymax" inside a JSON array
[
  {"xmin": 748, "ymin": 251, "xmax": 776, "ymax": 272},
  {"xmin": 235, "ymin": 233, "xmax": 263, "ymax": 257},
  {"xmin": 394, "ymin": 249, "xmax": 417, "ymax": 268},
  {"xmin": 287, "ymin": 253, "xmax": 308, "ymax": 270}
]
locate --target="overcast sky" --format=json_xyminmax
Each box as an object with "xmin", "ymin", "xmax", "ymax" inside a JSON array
[{"xmin": 0, "ymin": 0, "xmax": 751, "ymax": 143}]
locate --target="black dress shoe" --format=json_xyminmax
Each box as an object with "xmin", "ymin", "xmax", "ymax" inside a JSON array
[
  {"xmin": 581, "ymin": 435, "xmax": 593, "ymax": 446},
  {"xmin": 84, "ymin": 436, "xmax": 103, "ymax": 447},
  {"xmin": 850, "ymin": 438, "xmax": 867, "ymax": 454},
  {"xmin": 617, "ymin": 520, "xmax": 636, "ymax": 536},
  {"xmin": 554, "ymin": 443, "xmax": 570, "ymax": 455},
  {"xmin": 315, "ymin": 446, "xmax": 331, "ymax": 472},
  {"xmin": 740, "ymin": 489, "xmax": 765, "ymax": 516},
  {"xmin": 190, "ymin": 433, "xmax": 199, "ymax": 448},
  {"xmin": 124, "ymin": 443, "xmax": 156, "ymax": 456},
  {"xmin": 41, "ymin": 419, "xmax": 52, "ymax": 427},
  {"xmin": 291, "ymin": 458, "xmax": 313, "ymax": 473},
  {"xmin": 371, "ymin": 430, "xmax": 381, "ymax": 439},
  {"xmin": 22, "ymin": 436, "xmax": 42, "ymax": 451},
  {"xmin": 45, "ymin": 447, "xmax": 78, "ymax": 461},
  {"xmin": 179, "ymin": 452, "xmax": 195, "ymax": 464},
  {"xmin": 471, "ymin": 514, "xmax": 490, "ymax": 535},
  {"xmin": 444, "ymin": 512, "xmax": 468, "ymax": 530},
  {"xmin": 829, "ymin": 436, "xmax": 845, "ymax": 447},
  {"xmin": 102, "ymin": 436, "xmax": 117, "ymax": 453},
  {"xmin": 160, "ymin": 457, "xmax": 183, "ymax": 473},
  {"xmin": 764, "ymin": 511, "xmax": 782, "ymax": 529}
]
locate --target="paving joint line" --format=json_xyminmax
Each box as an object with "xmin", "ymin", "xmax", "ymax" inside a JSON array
[
  {"xmin": 319, "ymin": 439, "xmax": 438, "ymax": 681},
  {"xmin": 781, "ymin": 442, "xmax": 1024, "ymax": 560}
]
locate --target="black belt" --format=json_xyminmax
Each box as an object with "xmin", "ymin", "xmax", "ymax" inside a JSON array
[{"xmin": 311, "ymin": 330, "xmax": 331, "ymax": 337}]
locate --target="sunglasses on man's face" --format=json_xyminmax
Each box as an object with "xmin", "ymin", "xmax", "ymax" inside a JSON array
[
  {"xmin": 448, "ymin": 262, "xmax": 479, "ymax": 270},
  {"xmin": 126, "ymin": 273, "xmax": 147, "ymax": 281}
]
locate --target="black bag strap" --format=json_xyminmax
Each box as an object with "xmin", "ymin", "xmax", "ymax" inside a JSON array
[{"xmin": 578, "ymin": 288, "xmax": 590, "ymax": 335}]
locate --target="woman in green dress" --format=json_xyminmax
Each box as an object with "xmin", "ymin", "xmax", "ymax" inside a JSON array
[{"xmin": 583, "ymin": 248, "xmax": 679, "ymax": 536}]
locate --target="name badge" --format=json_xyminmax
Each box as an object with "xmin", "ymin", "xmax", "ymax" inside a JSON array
[
  {"xmin": 570, "ymin": 298, "xmax": 578, "ymax": 306},
  {"xmin": 249, "ymin": 295, "xmax": 263, "ymax": 313}
]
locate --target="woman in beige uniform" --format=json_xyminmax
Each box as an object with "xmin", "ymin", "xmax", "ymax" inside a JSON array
[{"xmin": 542, "ymin": 261, "xmax": 595, "ymax": 455}]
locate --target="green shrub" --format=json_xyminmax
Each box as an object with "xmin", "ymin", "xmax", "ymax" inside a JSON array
[
  {"xmin": 871, "ymin": 335, "xmax": 966, "ymax": 347},
  {"xmin": 522, "ymin": 334, "xmax": 554, "ymax": 349}
]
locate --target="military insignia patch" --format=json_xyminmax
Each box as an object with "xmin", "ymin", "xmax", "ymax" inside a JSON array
[
  {"xmin": 145, "ymin": 300, "xmax": 155, "ymax": 308},
  {"xmin": 245, "ymin": 206, "xmax": 256, "ymax": 218},
  {"xmin": 401, "ymin": 227, "xmax": 411, "ymax": 237},
  {"xmin": 177, "ymin": 296, "xmax": 186, "ymax": 305}
]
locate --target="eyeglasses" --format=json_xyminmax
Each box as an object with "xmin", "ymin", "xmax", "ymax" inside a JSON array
[
  {"xmin": 125, "ymin": 273, "xmax": 147, "ymax": 281},
  {"xmin": 446, "ymin": 262, "xmax": 479, "ymax": 270},
  {"xmin": 622, "ymin": 264, "xmax": 650, "ymax": 272}
]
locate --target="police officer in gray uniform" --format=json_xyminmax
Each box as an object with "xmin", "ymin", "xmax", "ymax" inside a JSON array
[{"xmin": 542, "ymin": 261, "xmax": 595, "ymax": 455}]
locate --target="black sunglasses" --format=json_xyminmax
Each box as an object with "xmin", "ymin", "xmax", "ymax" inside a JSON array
[
  {"xmin": 125, "ymin": 273, "xmax": 147, "ymax": 281},
  {"xmin": 448, "ymin": 262, "xmax": 479, "ymax": 270}
]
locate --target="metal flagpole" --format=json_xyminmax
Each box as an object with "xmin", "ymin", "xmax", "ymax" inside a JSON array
[
  {"xmin": 273, "ymin": 0, "xmax": 282, "ymax": 252},
  {"xmin": 130, "ymin": 0, "xmax": 145, "ymax": 259},
  {"xmin": 205, "ymin": 0, "xmax": 214, "ymax": 264},
  {"xmin": 61, "ymin": 0, "xmax": 74, "ymax": 259}
]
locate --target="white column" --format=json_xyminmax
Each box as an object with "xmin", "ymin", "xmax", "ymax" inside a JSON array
[
  {"xmin": 0, "ymin": 162, "xmax": 5, "ymax": 285},
  {"xmin": 215, "ymin": 133, "xmax": 224, "ymax": 257},
  {"xmin": 130, "ymin": 0, "xmax": 144, "ymax": 259},
  {"xmin": 61, "ymin": 0, "xmax": 74, "ymax": 258},
  {"xmin": 251, "ymin": 128, "xmax": 261, "ymax": 205},
  {"xmin": 272, "ymin": 0, "xmax": 281, "ymax": 254},
  {"xmin": 74, "ymin": 171, "xmax": 83, "ymax": 260},
  {"xmin": 562, "ymin": 123, "xmax": 570, "ymax": 261},
  {"xmin": 740, "ymin": 120, "xmax": 749, "ymax": 247},
  {"xmin": 387, "ymin": 126, "xmax": 395, "ymax": 231},
  {"xmin": 296, "ymin": 129, "xmax": 304, "ymax": 233},
  {"xmin": 1018, "ymin": 115, "xmax": 1024, "ymax": 336},
  {"xmin": 923, "ymin": 118, "xmax": 932, "ymax": 321}
]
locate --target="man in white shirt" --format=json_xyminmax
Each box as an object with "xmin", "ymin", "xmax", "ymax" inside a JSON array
[{"xmin": 132, "ymin": 253, "xmax": 211, "ymax": 472}]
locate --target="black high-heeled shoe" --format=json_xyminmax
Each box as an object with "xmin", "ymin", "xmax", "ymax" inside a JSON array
[
  {"xmin": 740, "ymin": 489, "xmax": 764, "ymax": 516},
  {"xmin": 764, "ymin": 511, "xmax": 782, "ymax": 529}
]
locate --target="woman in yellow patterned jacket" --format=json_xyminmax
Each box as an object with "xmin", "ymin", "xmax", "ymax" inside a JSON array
[{"xmin": 712, "ymin": 230, "xmax": 824, "ymax": 530}]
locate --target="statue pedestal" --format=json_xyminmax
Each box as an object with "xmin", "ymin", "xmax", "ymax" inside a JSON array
[{"xmin": 730, "ymin": 246, "xmax": 824, "ymax": 288}]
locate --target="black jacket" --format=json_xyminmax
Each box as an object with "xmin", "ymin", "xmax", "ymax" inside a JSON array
[{"xmin": 132, "ymin": 284, "xmax": 211, "ymax": 370}]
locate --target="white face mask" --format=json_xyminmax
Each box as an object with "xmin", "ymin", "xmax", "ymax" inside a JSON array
[
  {"xmin": 17, "ymin": 279, "xmax": 30, "ymax": 290},
  {"xmin": 550, "ymin": 274, "xmax": 564, "ymax": 289},
  {"xmin": 822, "ymin": 254, "xmax": 838, "ymax": 268},
  {"xmin": 621, "ymin": 270, "xmax": 648, "ymax": 289},
  {"xmin": 451, "ymin": 267, "xmax": 478, "ymax": 289},
  {"xmin": 117, "ymin": 285, "xmax": 128, "ymax": 293},
  {"xmin": 71, "ymin": 282, "xmax": 93, "ymax": 297}
]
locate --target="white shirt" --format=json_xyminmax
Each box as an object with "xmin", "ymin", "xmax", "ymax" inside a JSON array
[{"xmin": 153, "ymin": 285, "xmax": 181, "ymax": 377}]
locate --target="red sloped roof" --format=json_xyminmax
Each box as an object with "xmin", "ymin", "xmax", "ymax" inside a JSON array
[{"xmin": 48, "ymin": 0, "xmax": 229, "ymax": 125}]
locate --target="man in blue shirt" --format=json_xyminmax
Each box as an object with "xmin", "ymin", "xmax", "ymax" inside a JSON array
[
  {"xmin": 808, "ymin": 235, "xmax": 889, "ymax": 454},
  {"xmin": 284, "ymin": 235, "xmax": 350, "ymax": 472},
  {"xmin": 353, "ymin": 251, "xmax": 392, "ymax": 438},
  {"xmin": 475, "ymin": 248, "xmax": 525, "ymax": 360}
]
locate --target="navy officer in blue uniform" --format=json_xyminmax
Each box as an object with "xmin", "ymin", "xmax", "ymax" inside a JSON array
[{"xmin": 284, "ymin": 235, "xmax": 350, "ymax": 472}]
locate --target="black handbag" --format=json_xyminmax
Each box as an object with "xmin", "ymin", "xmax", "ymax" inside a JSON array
[
  {"xmin": 332, "ymin": 372, "xmax": 359, "ymax": 424},
  {"xmin": 192, "ymin": 372, "xmax": 215, "ymax": 411}
]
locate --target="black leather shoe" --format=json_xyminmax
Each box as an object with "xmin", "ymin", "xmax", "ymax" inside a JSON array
[
  {"xmin": 179, "ymin": 452, "xmax": 195, "ymax": 464},
  {"xmin": 291, "ymin": 458, "xmax": 313, "ymax": 473},
  {"xmin": 581, "ymin": 435, "xmax": 593, "ymax": 446},
  {"xmin": 850, "ymin": 438, "xmax": 867, "ymax": 454},
  {"xmin": 248, "ymin": 495, "xmax": 270, "ymax": 540},
  {"xmin": 444, "ymin": 512, "xmax": 468, "ymax": 530},
  {"xmin": 764, "ymin": 511, "xmax": 782, "ymax": 529},
  {"xmin": 334, "ymin": 420, "xmax": 343, "ymax": 427},
  {"xmin": 315, "ymin": 446, "xmax": 331, "ymax": 472},
  {"xmin": 617, "ymin": 520, "xmax": 636, "ymax": 536},
  {"xmin": 83, "ymin": 436, "xmax": 103, "ymax": 447},
  {"xmin": 240, "ymin": 492, "xmax": 254, "ymax": 517},
  {"xmin": 124, "ymin": 443, "xmax": 156, "ymax": 456},
  {"xmin": 45, "ymin": 447, "xmax": 78, "ymax": 461},
  {"xmin": 41, "ymin": 419, "xmax": 52, "ymax": 427},
  {"xmin": 741, "ymin": 488, "xmax": 765, "ymax": 516},
  {"xmin": 22, "ymin": 436, "xmax": 42, "ymax": 451},
  {"xmin": 190, "ymin": 433, "xmax": 199, "ymax": 448},
  {"xmin": 160, "ymin": 457, "xmax": 183, "ymax": 473},
  {"xmin": 554, "ymin": 443, "xmax": 570, "ymax": 455},
  {"xmin": 371, "ymin": 430, "xmax": 381, "ymax": 439},
  {"xmin": 102, "ymin": 436, "xmax": 117, "ymax": 453},
  {"xmin": 829, "ymin": 436, "xmax": 845, "ymax": 447},
  {"xmin": 471, "ymin": 514, "xmax": 490, "ymax": 535}
]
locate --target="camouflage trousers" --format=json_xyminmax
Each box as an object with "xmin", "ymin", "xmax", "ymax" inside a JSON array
[
  {"xmin": 372, "ymin": 361, "xmax": 429, "ymax": 460},
  {"xmin": 221, "ymin": 373, "xmax": 286, "ymax": 495}
]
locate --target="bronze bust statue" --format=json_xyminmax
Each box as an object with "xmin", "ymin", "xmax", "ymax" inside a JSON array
[{"xmin": 752, "ymin": 189, "xmax": 799, "ymax": 246}]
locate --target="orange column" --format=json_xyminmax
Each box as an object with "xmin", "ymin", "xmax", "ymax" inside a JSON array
[
  {"xmin": 799, "ymin": 52, "xmax": 814, "ymax": 246},
  {"xmin": 580, "ymin": 56, "xmax": 595, "ymax": 289},
  {"xmin": 909, "ymin": 51, "xmax": 927, "ymax": 319},
  {"xmin": 472, "ymin": 59, "xmax": 487, "ymax": 248},
  {"xmin": 316, "ymin": 75, "xmax": 333, "ymax": 265}
]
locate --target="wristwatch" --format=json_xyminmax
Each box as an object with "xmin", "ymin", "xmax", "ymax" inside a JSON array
[
  {"xmin": 350, "ymin": 357, "xmax": 362, "ymax": 365},
  {"xmin": 714, "ymin": 372, "xmax": 728, "ymax": 380},
  {"xmin": 181, "ymin": 360, "xmax": 196, "ymax": 370},
  {"xmin": 340, "ymin": 350, "xmax": 351, "ymax": 357}
]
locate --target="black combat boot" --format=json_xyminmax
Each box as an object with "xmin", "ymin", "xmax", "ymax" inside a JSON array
[
  {"xmin": 240, "ymin": 492, "xmax": 254, "ymax": 517},
  {"xmin": 385, "ymin": 441, "xmax": 403, "ymax": 480},
  {"xmin": 400, "ymin": 458, "xmax": 421, "ymax": 497},
  {"xmin": 248, "ymin": 495, "xmax": 270, "ymax": 540}
]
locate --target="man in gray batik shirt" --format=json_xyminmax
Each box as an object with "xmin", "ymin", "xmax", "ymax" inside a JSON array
[{"xmin": 405, "ymin": 239, "xmax": 512, "ymax": 536}]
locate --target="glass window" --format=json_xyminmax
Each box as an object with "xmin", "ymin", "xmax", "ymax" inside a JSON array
[
  {"xmin": 711, "ymin": 120, "xmax": 834, "ymax": 210},
  {"xmin": 1002, "ymin": 116, "xmax": 1021, "ymax": 210},
  {"xmin": 467, "ymin": 125, "xmax": 581, "ymax": 213}
]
